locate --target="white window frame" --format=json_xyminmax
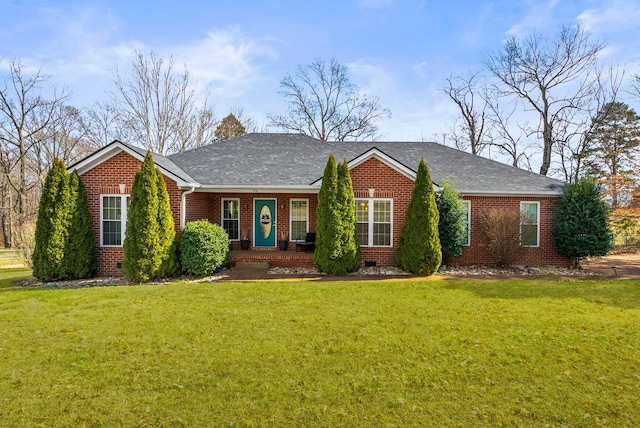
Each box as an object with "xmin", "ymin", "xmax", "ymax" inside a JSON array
[
  {"xmin": 356, "ymin": 198, "xmax": 393, "ymax": 247},
  {"xmin": 520, "ymin": 201, "xmax": 540, "ymax": 247},
  {"xmin": 462, "ymin": 200, "xmax": 471, "ymax": 246},
  {"xmin": 289, "ymin": 199, "xmax": 309, "ymax": 242},
  {"xmin": 100, "ymin": 194, "xmax": 129, "ymax": 247},
  {"xmin": 221, "ymin": 198, "xmax": 240, "ymax": 241}
]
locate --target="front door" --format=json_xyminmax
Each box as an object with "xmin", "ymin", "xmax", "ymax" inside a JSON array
[{"xmin": 254, "ymin": 199, "xmax": 276, "ymax": 247}]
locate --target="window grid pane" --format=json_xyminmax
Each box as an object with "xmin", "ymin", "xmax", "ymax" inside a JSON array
[
  {"xmin": 373, "ymin": 223, "xmax": 391, "ymax": 246},
  {"xmin": 222, "ymin": 199, "xmax": 240, "ymax": 240},
  {"xmin": 462, "ymin": 201, "xmax": 470, "ymax": 246},
  {"xmin": 290, "ymin": 200, "xmax": 308, "ymax": 241},
  {"xmin": 520, "ymin": 202, "xmax": 538, "ymax": 246},
  {"xmin": 102, "ymin": 196, "xmax": 125, "ymax": 246}
]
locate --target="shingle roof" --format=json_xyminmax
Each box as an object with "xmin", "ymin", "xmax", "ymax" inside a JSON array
[{"xmin": 168, "ymin": 133, "xmax": 564, "ymax": 195}]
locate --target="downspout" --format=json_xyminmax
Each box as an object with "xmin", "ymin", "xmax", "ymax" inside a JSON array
[{"xmin": 181, "ymin": 187, "xmax": 196, "ymax": 229}]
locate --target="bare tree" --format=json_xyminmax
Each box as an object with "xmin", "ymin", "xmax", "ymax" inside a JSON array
[
  {"xmin": 0, "ymin": 60, "xmax": 70, "ymax": 246},
  {"xmin": 268, "ymin": 57, "xmax": 390, "ymax": 141},
  {"xmin": 443, "ymin": 72, "xmax": 488, "ymax": 155},
  {"xmin": 485, "ymin": 95, "xmax": 535, "ymax": 169},
  {"xmin": 109, "ymin": 50, "xmax": 216, "ymax": 154},
  {"xmin": 485, "ymin": 25, "xmax": 605, "ymax": 176},
  {"xmin": 552, "ymin": 65, "xmax": 624, "ymax": 183}
]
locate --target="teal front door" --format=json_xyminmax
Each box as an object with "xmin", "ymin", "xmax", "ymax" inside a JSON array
[{"xmin": 254, "ymin": 199, "xmax": 276, "ymax": 247}]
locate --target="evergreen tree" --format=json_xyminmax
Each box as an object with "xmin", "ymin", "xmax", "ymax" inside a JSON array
[
  {"xmin": 123, "ymin": 151, "xmax": 162, "ymax": 282},
  {"xmin": 552, "ymin": 177, "xmax": 612, "ymax": 267},
  {"xmin": 155, "ymin": 168, "xmax": 179, "ymax": 277},
  {"xmin": 314, "ymin": 153, "xmax": 339, "ymax": 272},
  {"xmin": 396, "ymin": 158, "xmax": 442, "ymax": 275},
  {"xmin": 214, "ymin": 113, "xmax": 247, "ymax": 141},
  {"xmin": 436, "ymin": 180, "xmax": 467, "ymax": 258},
  {"xmin": 583, "ymin": 101, "xmax": 640, "ymax": 208},
  {"xmin": 32, "ymin": 158, "xmax": 71, "ymax": 281},
  {"xmin": 330, "ymin": 159, "xmax": 360, "ymax": 274},
  {"xmin": 62, "ymin": 171, "xmax": 97, "ymax": 279}
]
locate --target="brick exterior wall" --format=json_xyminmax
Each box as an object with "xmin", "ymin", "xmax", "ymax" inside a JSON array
[
  {"xmin": 447, "ymin": 196, "xmax": 571, "ymax": 267},
  {"xmin": 80, "ymin": 151, "xmax": 183, "ymax": 277},
  {"xmin": 81, "ymin": 151, "xmax": 570, "ymax": 276}
]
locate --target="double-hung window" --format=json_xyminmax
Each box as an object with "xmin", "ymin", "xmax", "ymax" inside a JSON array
[
  {"xmin": 222, "ymin": 199, "xmax": 240, "ymax": 240},
  {"xmin": 290, "ymin": 199, "xmax": 308, "ymax": 241},
  {"xmin": 356, "ymin": 199, "xmax": 393, "ymax": 247},
  {"xmin": 520, "ymin": 201, "xmax": 539, "ymax": 247},
  {"xmin": 101, "ymin": 195, "xmax": 129, "ymax": 247}
]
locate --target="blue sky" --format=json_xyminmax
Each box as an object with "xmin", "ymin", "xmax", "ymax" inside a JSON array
[{"xmin": 2, "ymin": 0, "xmax": 640, "ymax": 141}]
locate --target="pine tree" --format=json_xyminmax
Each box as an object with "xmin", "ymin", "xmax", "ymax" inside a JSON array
[
  {"xmin": 314, "ymin": 153, "xmax": 339, "ymax": 273},
  {"xmin": 32, "ymin": 158, "xmax": 71, "ymax": 281},
  {"xmin": 436, "ymin": 180, "xmax": 467, "ymax": 259},
  {"xmin": 396, "ymin": 158, "xmax": 442, "ymax": 275},
  {"xmin": 155, "ymin": 168, "xmax": 179, "ymax": 277},
  {"xmin": 123, "ymin": 151, "xmax": 162, "ymax": 282},
  {"xmin": 552, "ymin": 177, "xmax": 612, "ymax": 267},
  {"xmin": 62, "ymin": 171, "xmax": 97, "ymax": 279},
  {"xmin": 214, "ymin": 113, "xmax": 247, "ymax": 141}
]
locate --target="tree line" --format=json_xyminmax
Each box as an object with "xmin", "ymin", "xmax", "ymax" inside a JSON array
[{"xmin": 4, "ymin": 23, "xmax": 640, "ymax": 250}]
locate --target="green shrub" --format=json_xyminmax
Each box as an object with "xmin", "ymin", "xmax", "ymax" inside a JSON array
[
  {"xmin": 155, "ymin": 168, "xmax": 179, "ymax": 277},
  {"xmin": 181, "ymin": 220, "xmax": 230, "ymax": 276},
  {"xmin": 123, "ymin": 151, "xmax": 162, "ymax": 282},
  {"xmin": 62, "ymin": 171, "xmax": 97, "ymax": 279},
  {"xmin": 396, "ymin": 158, "xmax": 442, "ymax": 275},
  {"xmin": 552, "ymin": 177, "xmax": 612, "ymax": 267},
  {"xmin": 32, "ymin": 158, "xmax": 70, "ymax": 281},
  {"xmin": 436, "ymin": 180, "xmax": 467, "ymax": 259},
  {"xmin": 335, "ymin": 159, "xmax": 360, "ymax": 274},
  {"xmin": 314, "ymin": 153, "xmax": 339, "ymax": 273}
]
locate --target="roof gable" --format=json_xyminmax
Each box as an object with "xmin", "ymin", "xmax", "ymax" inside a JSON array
[{"xmin": 68, "ymin": 140, "xmax": 199, "ymax": 188}]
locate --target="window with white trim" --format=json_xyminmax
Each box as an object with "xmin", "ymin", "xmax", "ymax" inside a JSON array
[
  {"xmin": 356, "ymin": 198, "xmax": 393, "ymax": 247},
  {"xmin": 462, "ymin": 200, "xmax": 471, "ymax": 246},
  {"xmin": 290, "ymin": 199, "xmax": 308, "ymax": 241},
  {"xmin": 520, "ymin": 201, "xmax": 539, "ymax": 247},
  {"xmin": 222, "ymin": 199, "xmax": 240, "ymax": 240},
  {"xmin": 101, "ymin": 195, "xmax": 129, "ymax": 247}
]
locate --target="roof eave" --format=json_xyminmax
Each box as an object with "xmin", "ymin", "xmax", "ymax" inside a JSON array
[{"xmin": 192, "ymin": 184, "xmax": 321, "ymax": 194}]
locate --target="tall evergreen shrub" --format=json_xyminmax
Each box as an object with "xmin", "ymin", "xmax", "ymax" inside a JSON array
[
  {"xmin": 314, "ymin": 153, "xmax": 339, "ymax": 273},
  {"xmin": 436, "ymin": 180, "xmax": 467, "ymax": 259},
  {"xmin": 155, "ymin": 167, "xmax": 179, "ymax": 277},
  {"xmin": 123, "ymin": 151, "xmax": 162, "ymax": 282},
  {"xmin": 32, "ymin": 158, "xmax": 70, "ymax": 281},
  {"xmin": 396, "ymin": 158, "xmax": 442, "ymax": 275},
  {"xmin": 552, "ymin": 177, "xmax": 612, "ymax": 267},
  {"xmin": 331, "ymin": 159, "xmax": 360, "ymax": 274},
  {"xmin": 62, "ymin": 171, "xmax": 97, "ymax": 279}
]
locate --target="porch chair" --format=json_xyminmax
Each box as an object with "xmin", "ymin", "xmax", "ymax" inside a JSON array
[{"xmin": 295, "ymin": 232, "xmax": 316, "ymax": 253}]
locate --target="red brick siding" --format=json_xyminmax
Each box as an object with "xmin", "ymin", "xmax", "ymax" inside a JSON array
[
  {"xmin": 350, "ymin": 157, "xmax": 415, "ymax": 267},
  {"xmin": 446, "ymin": 196, "xmax": 571, "ymax": 267},
  {"xmin": 80, "ymin": 151, "xmax": 183, "ymax": 276}
]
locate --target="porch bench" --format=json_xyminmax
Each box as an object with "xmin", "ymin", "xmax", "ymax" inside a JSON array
[{"xmin": 295, "ymin": 232, "xmax": 316, "ymax": 253}]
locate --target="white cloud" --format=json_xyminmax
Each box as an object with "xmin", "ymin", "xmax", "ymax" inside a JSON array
[
  {"xmin": 347, "ymin": 59, "xmax": 395, "ymax": 95},
  {"xmin": 577, "ymin": 0, "xmax": 640, "ymax": 32},
  {"xmin": 505, "ymin": 0, "xmax": 560, "ymax": 38},
  {"xmin": 172, "ymin": 30, "xmax": 277, "ymax": 99}
]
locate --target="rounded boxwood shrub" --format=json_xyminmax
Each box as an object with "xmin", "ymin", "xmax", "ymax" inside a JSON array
[{"xmin": 181, "ymin": 220, "xmax": 230, "ymax": 276}]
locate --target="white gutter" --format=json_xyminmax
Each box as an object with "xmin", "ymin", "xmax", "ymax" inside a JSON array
[{"xmin": 181, "ymin": 187, "xmax": 196, "ymax": 228}]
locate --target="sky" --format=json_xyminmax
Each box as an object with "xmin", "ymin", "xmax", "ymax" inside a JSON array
[{"xmin": 2, "ymin": 0, "xmax": 640, "ymax": 142}]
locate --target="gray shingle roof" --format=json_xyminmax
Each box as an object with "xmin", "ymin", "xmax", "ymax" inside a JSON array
[{"xmin": 167, "ymin": 133, "xmax": 564, "ymax": 195}]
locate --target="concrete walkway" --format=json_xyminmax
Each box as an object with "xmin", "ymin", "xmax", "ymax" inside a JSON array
[{"xmin": 223, "ymin": 262, "xmax": 270, "ymax": 281}]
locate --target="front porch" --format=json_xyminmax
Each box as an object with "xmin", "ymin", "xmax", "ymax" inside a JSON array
[{"xmin": 229, "ymin": 249, "xmax": 315, "ymax": 267}]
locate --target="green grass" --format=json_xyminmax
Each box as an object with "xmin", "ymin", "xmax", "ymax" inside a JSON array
[{"xmin": 0, "ymin": 274, "xmax": 638, "ymax": 426}]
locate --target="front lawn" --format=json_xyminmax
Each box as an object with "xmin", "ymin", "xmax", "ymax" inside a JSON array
[{"xmin": 0, "ymin": 275, "xmax": 638, "ymax": 426}]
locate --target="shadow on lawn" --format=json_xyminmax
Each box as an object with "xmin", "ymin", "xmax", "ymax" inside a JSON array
[{"xmin": 443, "ymin": 278, "xmax": 640, "ymax": 309}]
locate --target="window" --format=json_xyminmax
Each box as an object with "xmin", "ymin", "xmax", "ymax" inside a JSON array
[
  {"xmin": 290, "ymin": 199, "xmax": 308, "ymax": 241},
  {"xmin": 462, "ymin": 200, "xmax": 471, "ymax": 246},
  {"xmin": 356, "ymin": 198, "xmax": 392, "ymax": 247},
  {"xmin": 520, "ymin": 201, "xmax": 539, "ymax": 247},
  {"xmin": 222, "ymin": 199, "xmax": 240, "ymax": 240},
  {"xmin": 101, "ymin": 195, "xmax": 129, "ymax": 247}
]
